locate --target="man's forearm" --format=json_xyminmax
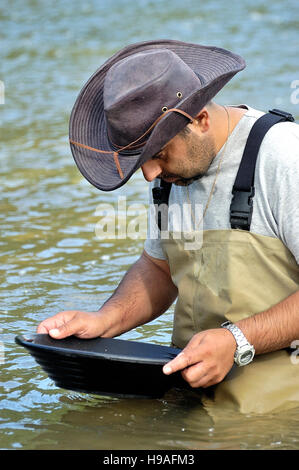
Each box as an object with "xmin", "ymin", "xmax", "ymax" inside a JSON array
[
  {"xmin": 162, "ymin": 290, "xmax": 299, "ymax": 388},
  {"xmin": 236, "ymin": 290, "xmax": 299, "ymax": 354},
  {"xmin": 98, "ymin": 251, "xmax": 178, "ymax": 338}
]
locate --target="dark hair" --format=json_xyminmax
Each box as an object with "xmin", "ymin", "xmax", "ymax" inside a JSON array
[
  {"xmin": 179, "ymin": 100, "xmax": 213, "ymax": 138},
  {"xmin": 178, "ymin": 100, "xmax": 214, "ymax": 138},
  {"xmin": 179, "ymin": 126, "xmax": 192, "ymax": 138}
]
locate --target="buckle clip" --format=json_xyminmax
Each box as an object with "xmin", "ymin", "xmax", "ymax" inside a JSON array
[
  {"xmin": 152, "ymin": 186, "xmax": 164, "ymax": 205},
  {"xmin": 269, "ymin": 108, "xmax": 295, "ymax": 122},
  {"xmin": 230, "ymin": 187, "xmax": 255, "ymax": 230}
]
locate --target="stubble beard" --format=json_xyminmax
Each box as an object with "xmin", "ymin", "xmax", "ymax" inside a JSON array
[{"xmin": 160, "ymin": 133, "xmax": 217, "ymax": 186}]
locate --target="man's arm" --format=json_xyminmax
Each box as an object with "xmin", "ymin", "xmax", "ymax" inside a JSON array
[
  {"xmin": 37, "ymin": 250, "xmax": 178, "ymax": 339},
  {"xmin": 236, "ymin": 289, "xmax": 299, "ymax": 353},
  {"xmin": 163, "ymin": 290, "xmax": 299, "ymax": 388},
  {"xmin": 163, "ymin": 125, "xmax": 299, "ymax": 388}
]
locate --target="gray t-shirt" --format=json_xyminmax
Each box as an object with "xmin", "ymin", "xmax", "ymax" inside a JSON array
[{"xmin": 144, "ymin": 105, "xmax": 299, "ymax": 264}]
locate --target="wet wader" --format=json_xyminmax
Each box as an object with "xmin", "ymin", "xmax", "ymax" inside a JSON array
[{"xmin": 153, "ymin": 109, "xmax": 299, "ymax": 414}]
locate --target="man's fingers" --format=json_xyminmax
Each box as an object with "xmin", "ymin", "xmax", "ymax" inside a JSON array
[
  {"xmin": 48, "ymin": 318, "xmax": 83, "ymax": 339},
  {"xmin": 48, "ymin": 328, "xmax": 64, "ymax": 338},
  {"xmin": 36, "ymin": 310, "xmax": 104, "ymax": 340},
  {"xmin": 36, "ymin": 324, "xmax": 50, "ymax": 334},
  {"xmin": 36, "ymin": 311, "xmax": 82, "ymax": 339},
  {"xmin": 181, "ymin": 361, "xmax": 208, "ymax": 387},
  {"xmin": 36, "ymin": 320, "xmax": 61, "ymax": 334},
  {"xmin": 163, "ymin": 351, "xmax": 193, "ymax": 375}
]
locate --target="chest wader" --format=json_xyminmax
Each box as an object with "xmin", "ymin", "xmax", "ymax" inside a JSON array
[{"xmin": 153, "ymin": 109, "xmax": 299, "ymax": 414}]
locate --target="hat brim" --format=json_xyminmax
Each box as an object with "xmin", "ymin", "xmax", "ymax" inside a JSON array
[{"xmin": 69, "ymin": 39, "xmax": 246, "ymax": 191}]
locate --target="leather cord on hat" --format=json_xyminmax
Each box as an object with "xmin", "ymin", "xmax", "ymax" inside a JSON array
[
  {"xmin": 68, "ymin": 140, "xmax": 125, "ymax": 179},
  {"xmin": 69, "ymin": 108, "xmax": 194, "ymax": 180}
]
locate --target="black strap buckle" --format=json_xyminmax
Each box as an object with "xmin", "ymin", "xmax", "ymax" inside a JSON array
[
  {"xmin": 269, "ymin": 108, "xmax": 295, "ymax": 122},
  {"xmin": 152, "ymin": 186, "xmax": 164, "ymax": 205},
  {"xmin": 230, "ymin": 187, "xmax": 255, "ymax": 231}
]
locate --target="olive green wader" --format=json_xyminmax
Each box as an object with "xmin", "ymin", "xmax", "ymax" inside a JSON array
[
  {"xmin": 162, "ymin": 229, "xmax": 299, "ymax": 415},
  {"xmin": 154, "ymin": 109, "xmax": 299, "ymax": 415}
]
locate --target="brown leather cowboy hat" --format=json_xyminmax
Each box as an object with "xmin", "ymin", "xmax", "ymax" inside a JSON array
[{"xmin": 69, "ymin": 39, "xmax": 246, "ymax": 191}]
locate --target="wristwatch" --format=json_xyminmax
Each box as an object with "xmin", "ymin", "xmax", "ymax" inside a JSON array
[{"xmin": 221, "ymin": 321, "xmax": 255, "ymax": 366}]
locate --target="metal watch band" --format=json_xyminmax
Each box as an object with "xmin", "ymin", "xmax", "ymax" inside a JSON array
[
  {"xmin": 221, "ymin": 321, "xmax": 250, "ymax": 348},
  {"xmin": 221, "ymin": 321, "xmax": 255, "ymax": 367}
]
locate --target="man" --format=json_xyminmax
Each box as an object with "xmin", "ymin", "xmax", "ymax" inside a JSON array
[{"xmin": 37, "ymin": 40, "xmax": 299, "ymax": 414}]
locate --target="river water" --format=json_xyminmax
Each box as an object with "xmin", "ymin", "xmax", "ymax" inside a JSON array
[{"xmin": 1, "ymin": 0, "xmax": 299, "ymax": 450}]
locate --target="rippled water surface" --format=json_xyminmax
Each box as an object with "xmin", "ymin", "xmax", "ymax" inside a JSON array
[{"xmin": 1, "ymin": 0, "xmax": 299, "ymax": 450}]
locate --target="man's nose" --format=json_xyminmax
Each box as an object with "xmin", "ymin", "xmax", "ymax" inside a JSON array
[{"xmin": 141, "ymin": 160, "xmax": 162, "ymax": 182}]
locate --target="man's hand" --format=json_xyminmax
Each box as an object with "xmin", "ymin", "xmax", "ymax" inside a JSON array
[
  {"xmin": 36, "ymin": 251, "xmax": 177, "ymax": 342},
  {"xmin": 163, "ymin": 328, "xmax": 237, "ymax": 388},
  {"xmin": 37, "ymin": 310, "xmax": 109, "ymax": 339}
]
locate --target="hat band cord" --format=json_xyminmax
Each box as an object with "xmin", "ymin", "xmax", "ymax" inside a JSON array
[{"xmin": 69, "ymin": 108, "xmax": 193, "ymax": 180}]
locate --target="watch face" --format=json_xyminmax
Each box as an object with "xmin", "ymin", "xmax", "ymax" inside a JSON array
[{"xmin": 239, "ymin": 350, "xmax": 254, "ymax": 365}]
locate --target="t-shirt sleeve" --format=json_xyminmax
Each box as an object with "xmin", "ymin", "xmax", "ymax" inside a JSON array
[
  {"xmin": 259, "ymin": 121, "xmax": 299, "ymax": 265},
  {"xmin": 144, "ymin": 181, "xmax": 167, "ymax": 260}
]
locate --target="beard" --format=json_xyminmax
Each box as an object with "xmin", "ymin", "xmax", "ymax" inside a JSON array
[
  {"xmin": 159, "ymin": 132, "xmax": 217, "ymax": 186},
  {"xmin": 159, "ymin": 173, "xmax": 203, "ymax": 186}
]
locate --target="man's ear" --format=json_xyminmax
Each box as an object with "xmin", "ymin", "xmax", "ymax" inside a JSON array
[{"xmin": 193, "ymin": 109, "xmax": 210, "ymax": 132}]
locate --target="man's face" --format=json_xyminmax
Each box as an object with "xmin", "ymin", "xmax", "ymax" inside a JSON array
[{"xmin": 141, "ymin": 124, "xmax": 217, "ymax": 186}]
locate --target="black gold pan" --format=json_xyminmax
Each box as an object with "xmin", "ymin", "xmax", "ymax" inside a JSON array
[{"xmin": 15, "ymin": 334, "xmax": 189, "ymax": 398}]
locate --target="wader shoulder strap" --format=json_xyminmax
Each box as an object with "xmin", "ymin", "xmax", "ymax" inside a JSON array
[
  {"xmin": 230, "ymin": 108, "xmax": 295, "ymax": 231},
  {"xmin": 152, "ymin": 180, "xmax": 172, "ymax": 231}
]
